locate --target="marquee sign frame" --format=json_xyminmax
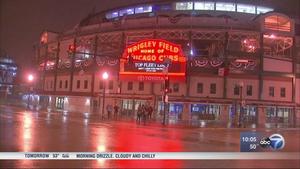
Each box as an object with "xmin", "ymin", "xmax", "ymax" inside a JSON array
[{"xmin": 119, "ymin": 39, "xmax": 186, "ymax": 81}]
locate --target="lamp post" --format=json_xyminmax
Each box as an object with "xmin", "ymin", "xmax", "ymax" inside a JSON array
[
  {"xmin": 101, "ymin": 72, "xmax": 108, "ymax": 119},
  {"xmin": 27, "ymin": 74, "xmax": 34, "ymax": 109},
  {"xmin": 239, "ymin": 82, "xmax": 244, "ymax": 127},
  {"xmin": 162, "ymin": 58, "xmax": 171, "ymax": 125}
]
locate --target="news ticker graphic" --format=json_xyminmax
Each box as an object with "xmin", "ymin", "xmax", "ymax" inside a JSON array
[
  {"xmin": 240, "ymin": 132, "xmax": 285, "ymax": 152},
  {"xmin": 0, "ymin": 152, "xmax": 299, "ymax": 160}
]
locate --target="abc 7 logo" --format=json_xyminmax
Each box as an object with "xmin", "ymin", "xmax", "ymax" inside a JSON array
[
  {"xmin": 259, "ymin": 134, "xmax": 285, "ymax": 150},
  {"xmin": 259, "ymin": 137, "xmax": 271, "ymax": 148}
]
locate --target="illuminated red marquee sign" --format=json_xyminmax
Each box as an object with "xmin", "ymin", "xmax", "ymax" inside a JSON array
[{"xmin": 119, "ymin": 39, "xmax": 186, "ymax": 81}]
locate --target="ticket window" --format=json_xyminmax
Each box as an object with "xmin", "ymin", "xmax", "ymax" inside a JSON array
[
  {"xmin": 243, "ymin": 105, "xmax": 257, "ymax": 124},
  {"xmin": 191, "ymin": 104, "xmax": 220, "ymax": 120},
  {"xmin": 191, "ymin": 104, "xmax": 206, "ymax": 120},
  {"xmin": 276, "ymin": 107, "xmax": 290, "ymax": 123},
  {"xmin": 55, "ymin": 97, "xmax": 64, "ymax": 109},
  {"xmin": 122, "ymin": 99, "xmax": 133, "ymax": 110},
  {"xmin": 157, "ymin": 102, "xmax": 184, "ymax": 120},
  {"xmin": 169, "ymin": 103, "xmax": 183, "ymax": 120},
  {"xmin": 266, "ymin": 107, "xmax": 291, "ymax": 123}
]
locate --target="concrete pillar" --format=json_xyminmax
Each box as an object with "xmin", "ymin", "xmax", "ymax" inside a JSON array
[
  {"xmin": 220, "ymin": 105, "xmax": 229, "ymax": 125},
  {"xmin": 258, "ymin": 106, "xmax": 266, "ymax": 128},
  {"xmin": 289, "ymin": 107, "xmax": 295, "ymax": 127},
  {"xmin": 182, "ymin": 103, "xmax": 190, "ymax": 121},
  {"xmin": 49, "ymin": 96, "xmax": 55, "ymax": 111},
  {"xmin": 295, "ymin": 107, "xmax": 300, "ymax": 127}
]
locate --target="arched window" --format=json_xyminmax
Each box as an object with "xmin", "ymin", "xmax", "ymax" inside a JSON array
[{"xmin": 264, "ymin": 15, "xmax": 291, "ymax": 32}]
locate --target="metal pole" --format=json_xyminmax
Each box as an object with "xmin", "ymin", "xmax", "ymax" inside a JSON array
[
  {"xmin": 102, "ymin": 82, "xmax": 106, "ymax": 120},
  {"xmin": 239, "ymin": 85, "xmax": 243, "ymax": 127},
  {"xmin": 162, "ymin": 58, "xmax": 171, "ymax": 125},
  {"xmin": 163, "ymin": 73, "xmax": 168, "ymax": 125},
  {"xmin": 163, "ymin": 90, "xmax": 166, "ymax": 125},
  {"xmin": 27, "ymin": 92, "xmax": 30, "ymax": 109},
  {"xmin": 27, "ymin": 85, "xmax": 32, "ymax": 109}
]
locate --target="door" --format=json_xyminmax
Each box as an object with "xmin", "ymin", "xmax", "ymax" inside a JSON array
[{"xmin": 56, "ymin": 97, "xmax": 64, "ymax": 109}]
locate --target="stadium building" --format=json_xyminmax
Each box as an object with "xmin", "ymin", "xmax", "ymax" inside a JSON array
[
  {"xmin": 0, "ymin": 55, "xmax": 18, "ymax": 97},
  {"xmin": 34, "ymin": 1, "xmax": 300, "ymax": 127}
]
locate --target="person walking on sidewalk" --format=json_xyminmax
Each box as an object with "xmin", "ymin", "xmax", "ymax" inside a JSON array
[
  {"xmin": 141, "ymin": 104, "xmax": 146, "ymax": 125},
  {"xmin": 147, "ymin": 105, "xmax": 153, "ymax": 120},
  {"xmin": 106, "ymin": 104, "xmax": 113, "ymax": 120},
  {"xmin": 136, "ymin": 104, "xmax": 142, "ymax": 124},
  {"xmin": 113, "ymin": 104, "xmax": 119, "ymax": 120}
]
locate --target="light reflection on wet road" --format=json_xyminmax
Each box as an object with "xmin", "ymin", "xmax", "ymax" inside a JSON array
[{"xmin": 0, "ymin": 105, "xmax": 299, "ymax": 168}]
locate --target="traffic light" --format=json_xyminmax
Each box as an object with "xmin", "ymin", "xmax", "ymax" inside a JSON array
[
  {"xmin": 165, "ymin": 77, "xmax": 169, "ymax": 89},
  {"xmin": 164, "ymin": 77, "xmax": 171, "ymax": 93},
  {"xmin": 68, "ymin": 44, "xmax": 75, "ymax": 55}
]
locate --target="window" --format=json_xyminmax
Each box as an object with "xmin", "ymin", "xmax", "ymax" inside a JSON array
[
  {"xmin": 246, "ymin": 85, "xmax": 252, "ymax": 96},
  {"xmin": 109, "ymin": 80, "xmax": 113, "ymax": 90},
  {"xmin": 280, "ymin": 88, "xmax": 286, "ymax": 97},
  {"xmin": 175, "ymin": 2, "xmax": 193, "ymax": 10},
  {"xmin": 264, "ymin": 15, "xmax": 291, "ymax": 32},
  {"xmin": 119, "ymin": 8, "xmax": 134, "ymax": 16},
  {"xmin": 234, "ymin": 85, "xmax": 240, "ymax": 96},
  {"xmin": 50, "ymin": 81, "xmax": 53, "ymax": 89},
  {"xmin": 99, "ymin": 81, "xmax": 104, "ymax": 89},
  {"xmin": 135, "ymin": 5, "xmax": 152, "ymax": 14},
  {"xmin": 59, "ymin": 80, "xmax": 62, "ymax": 88},
  {"xmin": 269, "ymin": 86, "xmax": 275, "ymax": 97},
  {"xmin": 138, "ymin": 82, "xmax": 144, "ymax": 91},
  {"xmin": 257, "ymin": 6, "xmax": 273, "ymax": 14},
  {"xmin": 190, "ymin": 104, "xmax": 221, "ymax": 119},
  {"xmin": 210, "ymin": 83, "xmax": 216, "ymax": 94},
  {"xmin": 122, "ymin": 99, "xmax": 133, "ymax": 110},
  {"xmin": 194, "ymin": 2, "xmax": 214, "ymax": 10},
  {"xmin": 65, "ymin": 80, "xmax": 68, "ymax": 89},
  {"xmin": 154, "ymin": 4, "xmax": 172, "ymax": 11},
  {"xmin": 197, "ymin": 83, "xmax": 203, "ymax": 94},
  {"xmin": 77, "ymin": 80, "xmax": 80, "ymax": 89},
  {"xmin": 84, "ymin": 80, "xmax": 88, "ymax": 89},
  {"xmin": 173, "ymin": 83, "xmax": 179, "ymax": 93},
  {"xmin": 237, "ymin": 4, "xmax": 255, "ymax": 14},
  {"xmin": 266, "ymin": 106, "xmax": 291, "ymax": 123},
  {"xmin": 105, "ymin": 11, "xmax": 118, "ymax": 19},
  {"xmin": 263, "ymin": 34, "xmax": 293, "ymax": 58},
  {"xmin": 216, "ymin": 2, "xmax": 236, "ymax": 12},
  {"xmin": 128, "ymin": 82, "xmax": 133, "ymax": 90}
]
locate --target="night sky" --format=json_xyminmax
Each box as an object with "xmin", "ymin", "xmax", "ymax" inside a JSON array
[{"xmin": 0, "ymin": 0, "xmax": 299, "ymax": 74}]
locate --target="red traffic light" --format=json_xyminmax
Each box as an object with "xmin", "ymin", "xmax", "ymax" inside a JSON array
[
  {"xmin": 68, "ymin": 44, "xmax": 75, "ymax": 53},
  {"xmin": 164, "ymin": 88, "xmax": 172, "ymax": 93}
]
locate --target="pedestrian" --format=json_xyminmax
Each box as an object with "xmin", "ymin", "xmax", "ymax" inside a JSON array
[
  {"xmin": 142, "ymin": 104, "xmax": 146, "ymax": 125},
  {"xmin": 106, "ymin": 104, "xmax": 113, "ymax": 119},
  {"xmin": 136, "ymin": 104, "xmax": 142, "ymax": 124},
  {"xmin": 148, "ymin": 105, "xmax": 153, "ymax": 120},
  {"xmin": 113, "ymin": 104, "xmax": 119, "ymax": 120}
]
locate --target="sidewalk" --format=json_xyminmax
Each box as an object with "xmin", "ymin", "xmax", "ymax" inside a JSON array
[
  {"xmin": 93, "ymin": 115, "xmax": 300, "ymax": 130},
  {"xmin": 1, "ymin": 102, "xmax": 299, "ymax": 130}
]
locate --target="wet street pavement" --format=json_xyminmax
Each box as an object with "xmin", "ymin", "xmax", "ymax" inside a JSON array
[{"xmin": 0, "ymin": 104, "xmax": 300, "ymax": 168}]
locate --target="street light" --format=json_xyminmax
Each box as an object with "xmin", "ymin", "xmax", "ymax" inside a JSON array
[
  {"xmin": 27, "ymin": 74, "xmax": 34, "ymax": 109},
  {"xmin": 101, "ymin": 72, "xmax": 109, "ymax": 119},
  {"xmin": 102, "ymin": 72, "xmax": 108, "ymax": 80},
  {"xmin": 28, "ymin": 74, "xmax": 34, "ymax": 82}
]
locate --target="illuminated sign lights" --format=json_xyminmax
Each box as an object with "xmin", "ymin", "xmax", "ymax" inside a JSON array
[{"xmin": 119, "ymin": 39, "xmax": 186, "ymax": 81}]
